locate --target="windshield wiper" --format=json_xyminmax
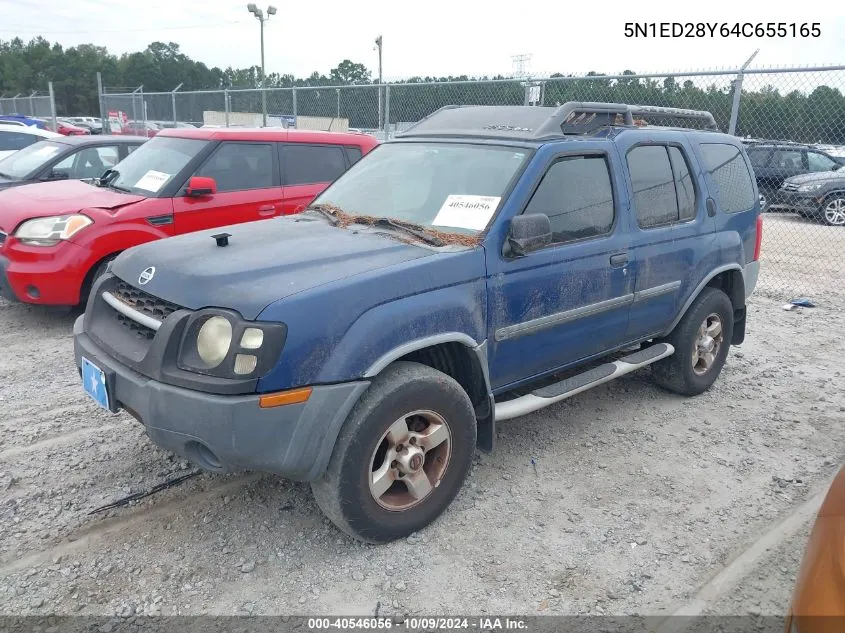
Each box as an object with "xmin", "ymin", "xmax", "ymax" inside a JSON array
[
  {"xmin": 370, "ymin": 217, "xmax": 445, "ymax": 247},
  {"xmin": 0, "ymin": 171, "xmax": 16, "ymax": 180}
]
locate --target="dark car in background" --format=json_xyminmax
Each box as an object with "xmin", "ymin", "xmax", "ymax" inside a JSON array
[
  {"xmin": 0, "ymin": 135, "xmax": 146, "ymax": 191},
  {"xmin": 771, "ymin": 164, "xmax": 845, "ymax": 226},
  {"xmin": 743, "ymin": 140, "xmax": 845, "ymax": 209}
]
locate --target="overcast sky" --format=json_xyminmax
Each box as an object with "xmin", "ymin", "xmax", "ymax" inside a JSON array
[{"xmin": 3, "ymin": 0, "xmax": 844, "ymax": 81}]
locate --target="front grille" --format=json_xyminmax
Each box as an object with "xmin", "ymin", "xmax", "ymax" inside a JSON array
[
  {"xmin": 108, "ymin": 282, "xmax": 183, "ymax": 341},
  {"xmin": 782, "ymin": 182, "xmax": 800, "ymax": 191},
  {"xmin": 112, "ymin": 281, "xmax": 182, "ymax": 321}
]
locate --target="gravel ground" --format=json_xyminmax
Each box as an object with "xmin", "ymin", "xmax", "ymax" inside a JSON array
[{"xmin": 0, "ymin": 213, "xmax": 843, "ymax": 618}]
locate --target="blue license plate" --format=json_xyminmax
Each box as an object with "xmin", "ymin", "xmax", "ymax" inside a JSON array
[{"xmin": 81, "ymin": 356, "xmax": 110, "ymax": 410}]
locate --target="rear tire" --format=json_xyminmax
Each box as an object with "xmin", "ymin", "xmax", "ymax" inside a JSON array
[
  {"xmin": 652, "ymin": 287, "xmax": 734, "ymax": 396},
  {"xmin": 311, "ymin": 361, "xmax": 476, "ymax": 544}
]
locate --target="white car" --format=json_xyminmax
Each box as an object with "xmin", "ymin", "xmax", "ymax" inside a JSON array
[{"xmin": 0, "ymin": 126, "xmax": 62, "ymax": 161}]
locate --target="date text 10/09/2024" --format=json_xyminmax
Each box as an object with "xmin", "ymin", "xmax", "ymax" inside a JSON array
[
  {"xmin": 307, "ymin": 618, "xmax": 529, "ymax": 630},
  {"xmin": 624, "ymin": 22, "xmax": 821, "ymax": 38}
]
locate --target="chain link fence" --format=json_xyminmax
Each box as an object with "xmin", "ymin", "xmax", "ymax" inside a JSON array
[
  {"xmin": 101, "ymin": 65, "xmax": 845, "ymax": 302},
  {"xmin": 0, "ymin": 86, "xmax": 57, "ymax": 122}
]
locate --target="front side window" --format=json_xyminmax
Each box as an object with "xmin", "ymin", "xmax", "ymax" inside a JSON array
[
  {"xmin": 523, "ymin": 155, "xmax": 615, "ymax": 244},
  {"xmin": 284, "ymin": 144, "xmax": 347, "ymax": 186},
  {"xmin": 53, "ymin": 146, "xmax": 120, "ymax": 180},
  {"xmin": 108, "ymin": 136, "xmax": 210, "ymax": 196},
  {"xmin": 700, "ymin": 143, "xmax": 756, "ymax": 214},
  {"xmin": 312, "ymin": 142, "xmax": 530, "ymax": 234},
  {"xmin": 194, "ymin": 142, "xmax": 275, "ymax": 192}
]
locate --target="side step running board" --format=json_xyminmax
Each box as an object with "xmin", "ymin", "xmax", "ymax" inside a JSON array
[{"xmin": 494, "ymin": 343, "xmax": 675, "ymax": 421}]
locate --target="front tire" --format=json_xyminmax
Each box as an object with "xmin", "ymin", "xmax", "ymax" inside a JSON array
[
  {"xmin": 652, "ymin": 287, "xmax": 734, "ymax": 396},
  {"xmin": 311, "ymin": 361, "xmax": 476, "ymax": 543}
]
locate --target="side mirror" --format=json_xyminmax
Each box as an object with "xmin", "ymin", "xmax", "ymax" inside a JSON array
[
  {"xmin": 507, "ymin": 213, "xmax": 552, "ymax": 256},
  {"xmin": 185, "ymin": 176, "xmax": 216, "ymax": 197}
]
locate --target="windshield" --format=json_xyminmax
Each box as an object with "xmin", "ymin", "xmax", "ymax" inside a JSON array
[
  {"xmin": 312, "ymin": 142, "xmax": 530, "ymax": 234},
  {"xmin": 108, "ymin": 136, "xmax": 209, "ymax": 195},
  {"xmin": 0, "ymin": 141, "xmax": 65, "ymax": 179}
]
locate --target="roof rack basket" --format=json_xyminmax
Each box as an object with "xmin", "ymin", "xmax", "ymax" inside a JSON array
[{"xmin": 535, "ymin": 102, "xmax": 719, "ymax": 137}]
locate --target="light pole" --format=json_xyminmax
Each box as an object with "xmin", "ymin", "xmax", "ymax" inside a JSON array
[
  {"xmin": 336, "ymin": 88, "xmax": 340, "ymax": 119},
  {"xmin": 374, "ymin": 35, "xmax": 383, "ymax": 129},
  {"xmin": 247, "ymin": 3, "xmax": 276, "ymax": 127}
]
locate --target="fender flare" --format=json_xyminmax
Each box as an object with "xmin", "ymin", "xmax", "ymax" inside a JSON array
[{"xmin": 662, "ymin": 264, "xmax": 744, "ymax": 336}]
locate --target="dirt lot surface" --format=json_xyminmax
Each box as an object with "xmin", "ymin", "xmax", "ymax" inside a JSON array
[{"xmin": 0, "ymin": 212, "xmax": 843, "ymax": 619}]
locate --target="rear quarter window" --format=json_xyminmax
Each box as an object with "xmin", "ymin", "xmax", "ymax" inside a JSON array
[{"xmin": 700, "ymin": 143, "xmax": 756, "ymax": 214}]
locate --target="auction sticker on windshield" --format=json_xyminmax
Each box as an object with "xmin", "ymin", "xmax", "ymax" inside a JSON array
[
  {"xmin": 135, "ymin": 170, "xmax": 170, "ymax": 193},
  {"xmin": 433, "ymin": 195, "xmax": 502, "ymax": 231}
]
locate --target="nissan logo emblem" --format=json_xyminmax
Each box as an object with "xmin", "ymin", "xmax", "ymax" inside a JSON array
[{"xmin": 138, "ymin": 266, "xmax": 156, "ymax": 285}]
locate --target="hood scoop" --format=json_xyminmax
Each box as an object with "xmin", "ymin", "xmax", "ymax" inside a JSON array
[{"xmin": 211, "ymin": 232, "xmax": 232, "ymax": 247}]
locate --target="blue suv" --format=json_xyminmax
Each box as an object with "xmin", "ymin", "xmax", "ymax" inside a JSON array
[{"xmin": 73, "ymin": 102, "xmax": 762, "ymax": 543}]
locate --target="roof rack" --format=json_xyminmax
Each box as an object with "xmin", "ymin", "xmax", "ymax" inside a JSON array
[{"xmin": 394, "ymin": 101, "xmax": 720, "ymax": 141}]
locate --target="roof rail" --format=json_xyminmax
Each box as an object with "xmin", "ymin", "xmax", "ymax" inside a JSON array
[{"xmin": 534, "ymin": 102, "xmax": 719, "ymax": 137}]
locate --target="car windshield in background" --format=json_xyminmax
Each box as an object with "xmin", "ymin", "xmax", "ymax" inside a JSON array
[
  {"xmin": 0, "ymin": 141, "xmax": 66, "ymax": 179},
  {"xmin": 312, "ymin": 142, "xmax": 530, "ymax": 234},
  {"xmin": 108, "ymin": 136, "xmax": 209, "ymax": 195}
]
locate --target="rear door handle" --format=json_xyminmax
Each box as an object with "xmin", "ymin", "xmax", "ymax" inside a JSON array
[
  {"xmin": 610, "ymin": 253, "xmax": 629, "ymax": 267},
  {"xmin": 258, "ymin": 204, "xmax": 276, "ymax": 216}
]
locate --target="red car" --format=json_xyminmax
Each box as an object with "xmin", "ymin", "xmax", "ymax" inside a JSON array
[
  {"xmin": 0, "ymin": 127, "xmax": 378, "ymax": 306},
  {"xmin": 45, "ymin": 118, "xmax": 91, "ymax": 136}
]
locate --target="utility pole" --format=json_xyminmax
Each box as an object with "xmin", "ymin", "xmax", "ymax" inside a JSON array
[
  {"xmin": 247, "ymin": 3, "xmax": 277, "ymax": 126},
  {"xmin": 375, "ymin": 35, "xmax": 383, "ymax": 129}
]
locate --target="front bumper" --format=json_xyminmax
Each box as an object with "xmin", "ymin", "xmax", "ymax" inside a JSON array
[
  {"xmin": 768, "ymin": 190, "xmax": 823, "ymax": 215},
  {"xmin": 73, "ymin": 316, "xmax": 370, "ymax": 481},
  {"xmin": 0, "ymin": 239, "xmax": 94, "ymax": 305}
]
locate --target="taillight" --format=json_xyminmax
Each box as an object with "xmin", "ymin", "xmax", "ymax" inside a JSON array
[{"xmin": 753, "ymin": 215, "xmax": 763, "ymax": 261}]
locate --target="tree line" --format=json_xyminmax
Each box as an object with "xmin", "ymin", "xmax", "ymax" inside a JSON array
[{"xmin": 2, "ymin": 37, "xmax": 845, "ymax": 143}]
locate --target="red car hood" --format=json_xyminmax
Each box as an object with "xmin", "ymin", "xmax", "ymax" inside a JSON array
[{"xmin": 0, "ymin": 180, "xmax": 146, "ymax": 234}]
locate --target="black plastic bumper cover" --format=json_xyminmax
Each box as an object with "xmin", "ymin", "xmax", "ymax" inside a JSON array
[
  {"xmin": 73, "ymin": 316, "xmax": 370, "ymax": 481},
  {"xmin": 0, "ymin": 255, "xmax": 18, "ymax": 302}
]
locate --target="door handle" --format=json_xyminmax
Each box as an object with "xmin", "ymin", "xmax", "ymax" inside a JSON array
[
  {"xmin": 258, "ymin": 204, "xmax": 276, "ymax": 216},
  {"xmin": 609, "ymin": 253, "xmax": 629, "ymax": 267}
]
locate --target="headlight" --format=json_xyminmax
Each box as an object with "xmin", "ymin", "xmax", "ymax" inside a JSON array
[
  {"xmin": 797, "ymin": 183, "xmax": 823, "ymax": 192},
  {"xmin": 176, "ymin": 310, "xmax": 287, "ymax": 380},
  {"xmin": 14, "ymin": 214, "xmax": 93, "ymax": 246},
  {"xmin": 196, "ymin": 316, "xmax": 232, "ymax": 367}
]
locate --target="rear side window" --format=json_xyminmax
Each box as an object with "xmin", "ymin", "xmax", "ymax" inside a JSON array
[
  {"xmin": 283, "ymin": 144, "xmax": 347, "ymax": 186},
  {"xmin": 195, "ymin": 142, "xmax": 275, "ymax": 192},
  {"xmin": 628, "ymin": 145, "xmax": 697, "ymax": 228},
  {"xmin": 344, "ymin": 146, "xmax": 363, "ymax": 166},
  {"xmin": 746, "ymin": 147, "xmax": 771, "ymax": 168},
  {"xmin": 700, "ymin": 143, "xmax": 756, "ymax": 214},
  {"xmin": 770, "ymin": 149, "xmax": 803, "ymax": 170},
  {"xmin": 524, "ymin": 154, "xmax": 614, "ymax": 245}
]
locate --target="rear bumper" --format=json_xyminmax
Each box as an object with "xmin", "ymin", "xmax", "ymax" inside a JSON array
[
  {"xmin": 73, "ymin": 316, "xmax": 369, "ymax": 481},
  {"xmin": 743, "ymin": 261, "xmax": 760, "ymax": 299}
]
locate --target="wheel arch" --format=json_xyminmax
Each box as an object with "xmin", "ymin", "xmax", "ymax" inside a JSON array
[
  {"xmin": 363, "ymin": 334, "xmax": 496, "ymax": 453},
  {"xmin": 663, "ymin": 265, "xmax": 746, "ymax": 344}
]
